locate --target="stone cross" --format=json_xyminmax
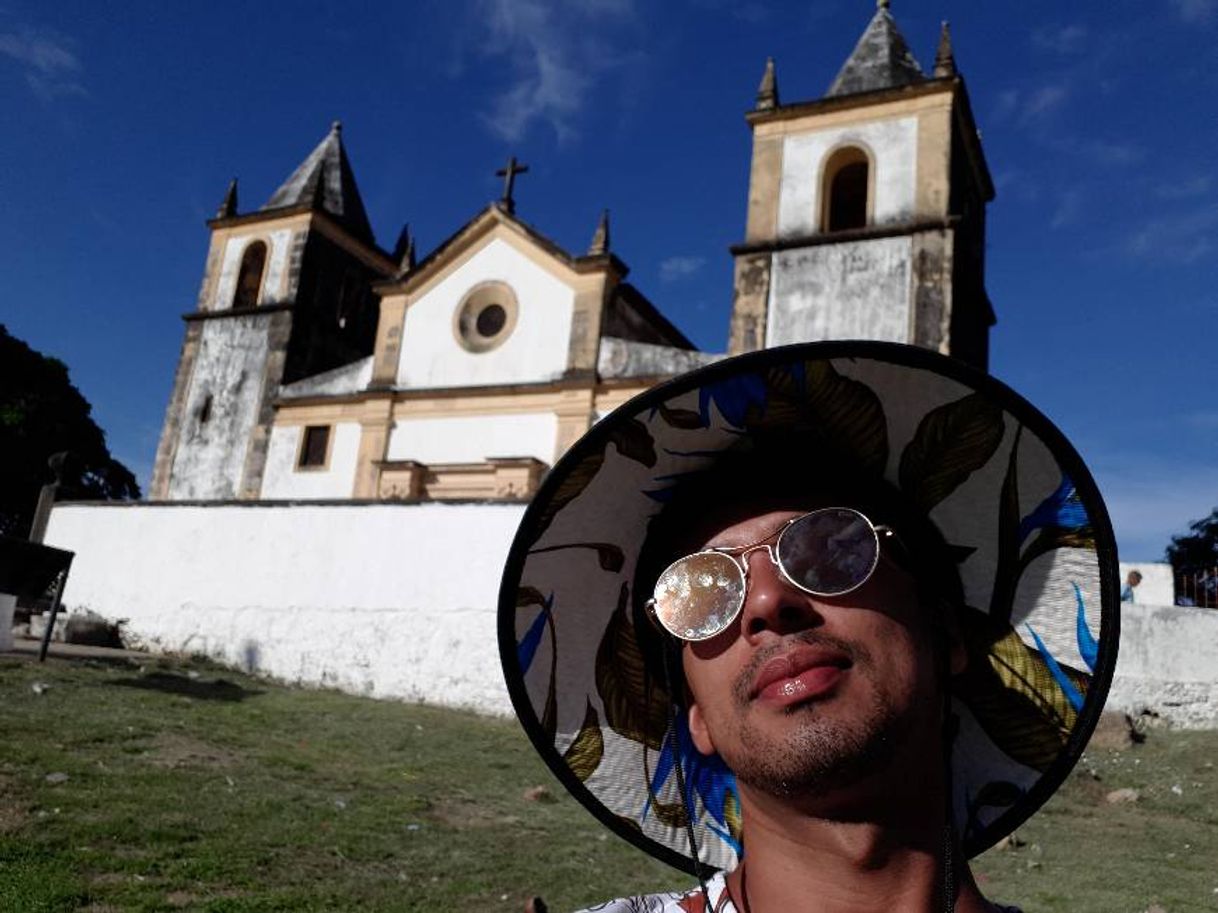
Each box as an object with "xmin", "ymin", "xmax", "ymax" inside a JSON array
[{"xmin": 496, "ymin": 156, "xmax": 530, "ymax": 213}]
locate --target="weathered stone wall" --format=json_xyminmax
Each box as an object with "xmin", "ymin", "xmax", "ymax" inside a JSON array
[
  {"xmin": 1107, "ymin": 601, "xmax": 1218, "ymax": 728},
  {"xmin": 45, "ymin": 501, "xmax": 527, "ymax": 713},
  {"xmin": 44, "ymin": 502, "xmax": 1218, "ymax": 727},
  {"xmin": 766, "ymin": 236, "xmax": 912, "ymax": 346},
  {"xmin": 166, "ymin": 315, "xmax": 271, "ymax": 500},
  {"xmin": 776, "ymin": 116, "xmax": 917, "ymax": 235},
  {"xmin": 597, "ymin": 337, "xmax": 723, "ymax": 379}
]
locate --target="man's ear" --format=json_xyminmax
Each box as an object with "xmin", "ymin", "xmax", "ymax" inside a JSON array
[{"xmin": 686, "ymin": 701, "xmax": 718, "ymax": 756}]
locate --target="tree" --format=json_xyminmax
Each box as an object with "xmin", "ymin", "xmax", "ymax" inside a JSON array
[
  {"xmin": 1166, "ymin": 507, "xmax": 1218, "ymax": 608},
  {"xmin": 0, "ymin": 324, "xmax": 140, "ymax": 537}
]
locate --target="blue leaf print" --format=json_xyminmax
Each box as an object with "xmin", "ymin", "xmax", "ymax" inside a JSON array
[
  {"xmin": 516, "ymin": 593, "xmax": 554, "ymax": 674},
  {"xmin": 643, "ymin": 711, "xmax": 741, "ymax": 854},
  {"xmin": 698, "ymin": 374, "xmax": 768, "ymax": 428},
  {"xmin": 1018, "ymin": 476, "xmax": 1089, "ymax": 544},
  {"xmin": 1073, "ymin": 582, "xmax": 1098, "ymax": 672},
  {"xmin": 1025, "ymin": 624, "xmax": 1085, "ymax": 712}
]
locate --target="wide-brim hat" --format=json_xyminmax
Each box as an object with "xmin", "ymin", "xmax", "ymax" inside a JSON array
[{"xmin": 498, "ymin": 341, "xmax": 1119, "ymax": 874}]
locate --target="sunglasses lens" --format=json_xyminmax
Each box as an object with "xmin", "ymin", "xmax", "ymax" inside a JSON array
[
  {"xmin": 653, "ymin": 552, "xmax": 744, "ymax": 640},
  {"xmin": 778, "ymin": 508, "xmax": 879, "ymax": 595}
]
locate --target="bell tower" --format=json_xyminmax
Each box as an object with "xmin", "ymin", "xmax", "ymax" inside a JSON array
[
  {"xmin": 150, "ymin": 122, "xmax": 396, "ymax": 500},
  {"xmin": 729, "ymin": 1, "xmax": 995, "ymax": 370}
]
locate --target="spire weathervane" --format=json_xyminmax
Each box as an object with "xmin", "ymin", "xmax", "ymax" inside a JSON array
[{"xmin": 496, "ymin": 156, "xmax": 530, "ymax": 213}]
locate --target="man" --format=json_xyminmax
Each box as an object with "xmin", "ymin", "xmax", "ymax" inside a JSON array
[
  {"xmin": 500, "ymin": 343, "xmax": 1118, "ymax": 913},
  {"xmin": 1120, "ymin": 570, "xmax": 1142, "ymax": 603}
]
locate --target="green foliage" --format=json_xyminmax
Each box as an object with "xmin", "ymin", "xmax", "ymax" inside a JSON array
[
  {"xmin": 0, "ymin": 324, "xmax": 140, "ymax": 536},
  {"xmin": 1166, "ymin": 507, "xmax": 1218, "ymax": 572}
]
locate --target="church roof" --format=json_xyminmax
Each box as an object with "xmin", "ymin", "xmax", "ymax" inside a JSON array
[
  {"xmin": 825, "ymin": 1, "xmax": 925, "ymax": 99},
  {"xmin": 262, "ymin": 121, "xmax": 375, "ymax": 243}
]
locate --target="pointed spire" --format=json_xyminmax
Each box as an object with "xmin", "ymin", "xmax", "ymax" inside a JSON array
[
  {"xmin": 304, "ymin": 160, "xmax": 327, "ymax": 210},
  {"xmin": 826, "ymin": 1, "xmax": 925, "ymax": 98},
  {"xmin": 934, "ymin": 21, "xmax": 956, "ymax": 77},
  {"xmin": 216, "ymin": 178, "xmax": 238, "ymax": 219},
  {"xmin": 392, "ymin": 223, "xmax": 416, "ymax": 275},
  {"xmin": 588, "ymin": 209, "xmax": 610, "ymax": 256},
  {"xmin": 756, "ymin": 57, "xmax": 779, "ymax": 111},
  {"xmin": 262, "ymin": 121, "xmax": 375, "ymax": 242}
]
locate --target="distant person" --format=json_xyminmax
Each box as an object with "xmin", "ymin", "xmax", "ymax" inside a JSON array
[{"xmin": 1121, "ymin": 570, "xmax": 1143, "ymax": 603}]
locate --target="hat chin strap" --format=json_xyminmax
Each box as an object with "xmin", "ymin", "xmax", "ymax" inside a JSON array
[
  {"xmin": 939, "ymin": 630, "xmax": 960, "ymax": 913},
  {"xmin": 659, "ymin": 643, "xmax": 713, "ymax": 911}
]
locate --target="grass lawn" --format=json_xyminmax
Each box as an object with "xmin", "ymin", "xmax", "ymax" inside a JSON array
[{"xmin": 1, "ymin": 652, "xmax": 1216, "ymax": 912}]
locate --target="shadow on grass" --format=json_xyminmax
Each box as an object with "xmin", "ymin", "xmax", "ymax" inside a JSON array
[{"xmin": 108, "ymin": 672, "xmax": 265, "ymax": 702}]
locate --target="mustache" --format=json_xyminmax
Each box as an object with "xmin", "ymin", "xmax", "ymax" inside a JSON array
[{"xmin": 731, "ymin": 631, "xmax": 871, "ymax": 706}]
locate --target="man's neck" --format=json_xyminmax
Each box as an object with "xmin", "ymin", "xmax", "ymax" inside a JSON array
[{"xmin": 724, "ymin": 787, "xmax": 994, "ymax": 913}]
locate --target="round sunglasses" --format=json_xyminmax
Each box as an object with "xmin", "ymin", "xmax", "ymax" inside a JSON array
[{"xmin": 645, "ymin": 507, "xmax": 897, "ymax": 641}]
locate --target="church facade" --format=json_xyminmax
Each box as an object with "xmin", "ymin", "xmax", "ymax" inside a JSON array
[{"xmin": 149, "ymin": 2, "xmax": 995, "ymax": 506}]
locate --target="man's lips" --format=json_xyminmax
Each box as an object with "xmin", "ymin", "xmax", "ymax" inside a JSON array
[{"xmin": 749, "ymin": 646, "xmax": 852, "ymax": 706}]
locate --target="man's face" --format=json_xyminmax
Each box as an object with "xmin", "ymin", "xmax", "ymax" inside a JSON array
[{"xmin": 678, "ymin": 505, "xmax": 955, "ymax": 809}]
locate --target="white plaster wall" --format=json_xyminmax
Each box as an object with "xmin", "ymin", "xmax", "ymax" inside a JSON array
[
  {"xmin": 44, "ymin": 502, "xmax": 528, "ymax": 714},
  {"xmin": 1107, "ymin": 601, "xmax": 1218, "ymax": 728},
  {"xmin": 396, "ymin": 238, "xmax": 574, "ymax": 388},
  {"xmin": 777, "ymin": 116, "xmax": 917, "ymax": 237},
  {"xmin": 387, "ymin": 413, "xmax": 557, "ymax": 464},
  {"xmin": 279, "ymin": 356, "xmax": 373, "ymax": 399},
  {"xmin": 212, "ymin": 228, "xmax": 292, "ymax": 310},
  {"xmin": 766, "ymin": 236, "xmax": 912, "ymax": 347},
  {"xmin": 1118, "ymin": 560, "xmax": 1174, "ymax": 606},
  {"xmin": 167, "ymin": 316, "xmax": 268, "ymax": 500},
  {"xmin": 261, "ymin": 422, "xmax": 361, "ymax": 499}
]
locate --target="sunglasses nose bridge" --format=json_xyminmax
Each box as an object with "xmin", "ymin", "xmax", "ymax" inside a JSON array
[{"xmin": 735, "ymin": 542, "xmax": 778, "ymax": 576}]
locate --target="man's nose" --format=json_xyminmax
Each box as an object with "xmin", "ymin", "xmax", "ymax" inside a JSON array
[{"xmin": 738, "ymin": 547, "xmax": 823, "ymax": 640}]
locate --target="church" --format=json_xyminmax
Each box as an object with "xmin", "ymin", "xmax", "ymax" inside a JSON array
[
  {"xmin": 46, "ymin": 3, "xmax": 1008, "ymax": 712},
  {"xmin": 149, "ymin": 2, "xmax": 994, "ymax": 507}
]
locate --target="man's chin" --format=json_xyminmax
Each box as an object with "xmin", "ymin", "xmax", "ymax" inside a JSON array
[{"xmin": 721, "ymin": 703, "xmax": 905, "ymax": 801}]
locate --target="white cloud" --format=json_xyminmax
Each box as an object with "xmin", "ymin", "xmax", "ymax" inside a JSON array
[
  {"xmin": 659, "ymin": 255, "xmax": 706, "ymax": 282},
  {"xmin": 1154, "ymin": 174, "xmax": 1213, "ymax": 200},
  {"xmin": 1126, "ymin": 203, "xmax": 1218, "ymax": 263},
  {"xmin": 1185, "ymin": 410, "xmax": 1218, "ymax": 430},
  {"xmin": 471, "ymin": 0, "xmax": 636, "ymax": 144},
  {"xmin": 994, "ymin": 85, "xmax": 1069, "ymax": 126},
  {"xmin": 1169, "ymin": 0, "xmax": 1217, "ymax": 22},
  {"xmin": 1020, "ymin": 85, "xmax": 1068, "ymax": 123},
  {"xmin": 0, "ymin": 26, "xmax": 86, "ymax": 100},
  {"xmin": 1032, "ymin": 24, "xmax": 1088, "ymax": 54},
  {"xmin": 1050, "ymin": 188, "xmax": 1082, "ymax": 229}
]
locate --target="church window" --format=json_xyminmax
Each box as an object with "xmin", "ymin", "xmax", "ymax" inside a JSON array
[
  {"xmin": 821, "ymin": 147, "xmax": 870, "ymax": 233},
  {"xmin": 197, "ymin": 393, "xmax": 213, "ymax": 425},
  {"xmin": 454, "ymin": 281, "xmax": 519, "ymax": 353},
  {"xmin": 298, "ymin": 425, "xmax": 331, "ymax": 469},
  {"xmin": 232, "ymin": 240, "xmax": 268, "ymax": 309}
]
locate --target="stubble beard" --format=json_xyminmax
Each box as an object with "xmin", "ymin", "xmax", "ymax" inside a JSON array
[{"xmin": 714, "ymin": 635, "xmax": 908, "ymax": 801}]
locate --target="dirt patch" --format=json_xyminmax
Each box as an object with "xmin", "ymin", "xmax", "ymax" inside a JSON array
[
  {"xmin": 428, "ymin": 799, "xmax": 520, "ymax": 830},
  {"xmin": 145, "ymin": 733, "xmax": 241, "ymax": 769},
  {"xmin": 0, "ymin": 771, "xmax": 29, "ymax": 834}
]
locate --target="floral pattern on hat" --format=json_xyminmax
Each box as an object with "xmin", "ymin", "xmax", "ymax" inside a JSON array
[{"xmin": 500, "ymin": 342, "xmax": 1119, "ymax": 873}]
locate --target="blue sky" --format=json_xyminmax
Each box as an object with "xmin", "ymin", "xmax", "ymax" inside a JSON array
[{"xmin": 2, "ymin": 0, "xmax": 1215, "ymax": 561}]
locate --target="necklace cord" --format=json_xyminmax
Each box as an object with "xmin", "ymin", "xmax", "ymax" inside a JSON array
[{"xmin": 660, "ymin": 643, "xmax": 714, "ymax": 911}]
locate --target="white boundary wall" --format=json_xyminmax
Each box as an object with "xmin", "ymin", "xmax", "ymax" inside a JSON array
[
  {"xmin": 45, "ymin": 502, "xmax": 526, "ymax": 714},
  {"xmin": 1106, "ymin": 601, "xmax": 1218, "ymax": 729},
  {"xmin": 40, "ymin": 503, "xmax": 1218, "ymax": 727}
]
